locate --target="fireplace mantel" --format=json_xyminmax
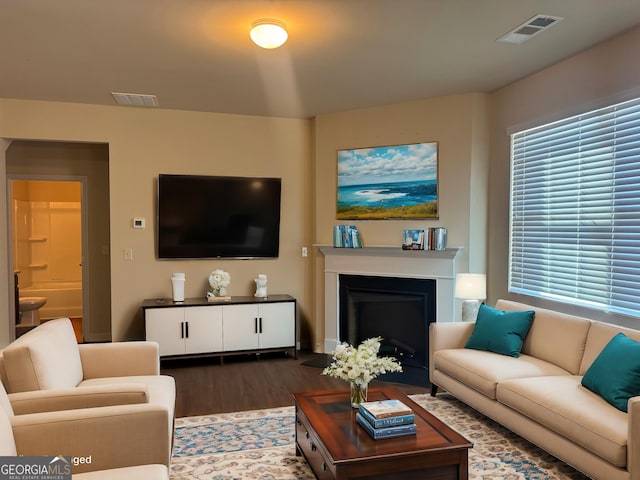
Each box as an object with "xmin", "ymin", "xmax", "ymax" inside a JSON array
[{"xmin": 318, "ymin": 245, "xmax": 462, "ymax": 353}]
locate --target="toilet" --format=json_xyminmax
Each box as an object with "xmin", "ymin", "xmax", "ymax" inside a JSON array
[{"xmin": 18, "ymin": 297, "xmax": 47, "ymax": 325}]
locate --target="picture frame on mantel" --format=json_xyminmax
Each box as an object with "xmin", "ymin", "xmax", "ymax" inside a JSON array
[{"xmin": 336, "ymin": 141, "xmax": 438, "ymax": 220}]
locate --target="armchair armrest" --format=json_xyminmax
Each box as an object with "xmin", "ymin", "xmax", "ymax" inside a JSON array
[
  {"xmin": 11, "ymin": 403, "xmax": 170, "ymax": 474},
  {"xmin": 9, "ymin": 383, "xmax": 149, "ymax": 415},
  {"xmin": 79, "ymin": 342, "xmax": 160, "ymax": 379},
  {"xmin": 628, "ymin": 396, "xmax": 640, "ymax": 478}
]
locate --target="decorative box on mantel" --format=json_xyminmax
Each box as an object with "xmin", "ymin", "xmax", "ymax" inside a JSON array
[{"xmin": 317, "ymin": 245, "xmax": 462, "ymax": 354}]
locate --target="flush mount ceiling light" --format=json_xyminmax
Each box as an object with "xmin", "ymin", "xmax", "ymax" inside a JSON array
[{"xmin": 250, "ymin": 18, "xmax": 288, "ymax": 49}]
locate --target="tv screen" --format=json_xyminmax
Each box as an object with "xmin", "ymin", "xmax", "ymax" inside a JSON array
[{"xmin": 157, "ymin": 174, "xmax": 281, "ymax": 259}]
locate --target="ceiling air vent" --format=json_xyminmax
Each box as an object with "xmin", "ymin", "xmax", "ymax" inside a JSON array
[
  {"xmin": 497, "ymin": 14, "xmax": 563, "ymax": 44},
  {"xmin": 112, "ymin": 92, "xmax": 159, "ymax": 107}
]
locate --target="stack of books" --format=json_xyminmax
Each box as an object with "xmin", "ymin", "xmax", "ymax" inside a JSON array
[{"xmin": 356, "ymin": 399, "xmax": 416, "ymax": 440}]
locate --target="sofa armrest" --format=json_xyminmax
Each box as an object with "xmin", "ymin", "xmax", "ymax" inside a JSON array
[
  {"xmin": 430, "ymin": 322, "xmax": 475, "ymax": 353},
  {"xmin": 11, "ymin": 403, "xmax": 170, "ymax": 474},
  {"xmin": 9, "ymin": 384, "xmax": 149, "ymax": 415},
  {"xmin": 429, "ymin": 322, "xmax": 475, "ymax": 384},
  {"xmin": 628, "ymin": 396, "xmax": 640, "ymax": 478},
  {"xmin": 79, "ymin": 342, "xmax": 160, "ymax": 379}
]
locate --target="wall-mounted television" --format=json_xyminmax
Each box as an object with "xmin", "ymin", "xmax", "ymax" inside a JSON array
[{"xmin": 157, "ymin": 174, "xmax": 281, "ymax": 259}]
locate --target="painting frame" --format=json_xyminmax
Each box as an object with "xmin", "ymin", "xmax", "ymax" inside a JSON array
[{"xmin": 336, "ymin": 141, "xmax": 438, "ymax": 220}]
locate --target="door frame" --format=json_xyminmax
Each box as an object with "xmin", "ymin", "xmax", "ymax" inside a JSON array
[{"xmin": 7, "ymin": 174, "xmax": 89, "ymax": 340}]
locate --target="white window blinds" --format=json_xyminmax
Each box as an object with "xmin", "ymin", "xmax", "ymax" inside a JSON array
[{"xmin": 510, "ymin": 96, "xmax": 640, "ymax": 318}]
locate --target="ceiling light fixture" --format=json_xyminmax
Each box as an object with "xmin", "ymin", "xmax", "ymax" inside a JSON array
[{"xmin": 250, "ymin": 18, "xmax": 288, "ymax": 49}]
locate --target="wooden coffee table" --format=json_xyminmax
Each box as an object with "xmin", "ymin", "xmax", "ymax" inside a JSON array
[{"xmin": 293, "ymin": 386, "xmax": 472, "ymax": 480}]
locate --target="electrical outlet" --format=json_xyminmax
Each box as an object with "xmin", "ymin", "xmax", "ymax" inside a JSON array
[
  {"xmin": 302, "ymin": 246, "xmax": 308, "ymax": 257},
  {"xmin": 123, "ymin": 248, "xmax": 133, "ymax": 261}
]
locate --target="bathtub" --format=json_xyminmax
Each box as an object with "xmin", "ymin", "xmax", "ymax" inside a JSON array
[{"xmin": 20, "ymin": 281, "xmax": 83, "ymax": 320}]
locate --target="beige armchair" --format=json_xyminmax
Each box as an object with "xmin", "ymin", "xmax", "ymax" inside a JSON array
[
  {"xmin": 0, "ymin": 318, "xmax": 175, "ymax": 464},
  {"xmin": 0, "ymin": 382, "xmax": 169, "ymax": 477}
]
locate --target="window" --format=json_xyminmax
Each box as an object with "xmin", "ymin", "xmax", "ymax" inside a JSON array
[{"xmin": 510, "ymin": 96, "xmax": 640, "ymax": 318}]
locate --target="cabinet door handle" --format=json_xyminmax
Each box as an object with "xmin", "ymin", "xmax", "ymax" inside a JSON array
[
  {"xmin": 259, "ymin": 317, "xmax": 263, "ymax": 333},
  {"xmin": 255, "ymin": 318, "xmax": 258, "ymax": 334},
  {"xmin": 185, "ymin": 321, "xmax": 189, "ymax": 338},
  {"xmin": 180, "ymin": 322, "xmax": 184, "ymax": 338}
]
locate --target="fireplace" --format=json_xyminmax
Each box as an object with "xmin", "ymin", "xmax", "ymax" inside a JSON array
[
  {"xmin": 339, "ymin": 275, "xmax": 436, "ymax": 369},
  {"xmin": 319, "ymin": 246, "xmax": 461, "ymax": 354}
]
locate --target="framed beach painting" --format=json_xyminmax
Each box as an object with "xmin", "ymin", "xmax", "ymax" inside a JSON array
[{"xmin": 337, "ymin": 141, "xmax": 438, "ymax": 220}]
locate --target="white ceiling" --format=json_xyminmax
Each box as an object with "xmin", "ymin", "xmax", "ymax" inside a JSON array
[{"xmin": 2, "ymin": 0, "xmax": 640, "ymax": 119}]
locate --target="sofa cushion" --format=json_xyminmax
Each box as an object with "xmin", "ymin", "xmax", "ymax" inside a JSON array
[
  {"xmin": 2, "ymin": 319, "xmax": 83, "ymax": 393},
  {"xmin": 497, "ymin": 375, "xmax": 627, "ymax": 468},
  {"xmin": 464, "ymin": 304, "xmax": 534, "ymax": 357},
  {"xmin": 496, "ymin": 300, "xmax": 591, "ymax": 374},
  {"xmin": 433, "ymin": 349, "xmax": 571, "ymax": 399},
  {"xmin": 581, "ymin": 333, "xmax": 640, "ymax": 412}
]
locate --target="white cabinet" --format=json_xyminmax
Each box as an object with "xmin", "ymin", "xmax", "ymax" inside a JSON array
[
  {"xmin": 142, "ymin": 295, "xmax": 296, "ymax": 359},
  {"xmin": 145, "ymin": 306, "xmax": 223, "ymax": 357},
  {"xmin": 222, "ymin": 302, "xmax": 295, "ymax": 352}
]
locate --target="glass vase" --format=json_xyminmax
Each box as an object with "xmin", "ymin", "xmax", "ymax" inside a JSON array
[{"xmin": 350, "ymin": 382, "xmax": 368, "ymax": 408}]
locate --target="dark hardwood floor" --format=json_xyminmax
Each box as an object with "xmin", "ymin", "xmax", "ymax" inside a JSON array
[{"xmin": 161, "ymin": 350, "xmax": 431, "ymax": 418}]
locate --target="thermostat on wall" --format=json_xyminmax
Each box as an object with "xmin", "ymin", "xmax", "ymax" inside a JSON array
[{"xmin": 133, "ymin": 218, "xmax": 145, "ymax": 229}]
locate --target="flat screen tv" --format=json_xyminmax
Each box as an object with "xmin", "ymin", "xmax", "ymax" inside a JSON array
[{"xmin": 157, "ymin": 174, "xmax": 281, "ymax": 259}]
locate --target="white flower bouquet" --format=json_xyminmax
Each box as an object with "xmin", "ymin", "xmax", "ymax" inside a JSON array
[
  {"xmin": 208, "ymin": 269, "xmax": 231, "ymax": 297},
  {"xmin": 322, "ymin": 337, "xmax": 402, "ymax": 404}
]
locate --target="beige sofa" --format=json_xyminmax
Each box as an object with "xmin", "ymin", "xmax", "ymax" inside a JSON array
[
  {"xmin": 0, "ymin": 318, "xmax": 176, "ymax": 468},
  {"xmin": 0, "ymin": 381, "xmax": 169, "ymax": 478},
  {"xmin": 430, "ymin": 299, "xmax": 640, "ymax": 480}
]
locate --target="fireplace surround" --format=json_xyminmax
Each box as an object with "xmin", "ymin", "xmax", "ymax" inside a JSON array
[{"xmin": 319, "ymin": 246, "xmax": 461, "ymax": 354}]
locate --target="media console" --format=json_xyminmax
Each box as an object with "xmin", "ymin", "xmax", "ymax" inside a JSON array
[{"xmin": 141, "ymin": 294, "xmax": 296, "ymax": 360}]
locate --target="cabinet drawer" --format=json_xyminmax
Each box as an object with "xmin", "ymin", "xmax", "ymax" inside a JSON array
[{"xmin": 296, "ymin": 415, "xmax": 335, "ymax": 480}]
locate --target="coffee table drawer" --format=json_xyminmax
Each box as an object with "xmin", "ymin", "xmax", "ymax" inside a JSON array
[{"xmin": 296, "ymin": 414, "xmax": 335, "ymax": 480}]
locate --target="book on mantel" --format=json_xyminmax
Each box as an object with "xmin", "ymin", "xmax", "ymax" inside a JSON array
[{"xmin": 356, "ymin": 412, "xmax": 417, "ymax": 439}]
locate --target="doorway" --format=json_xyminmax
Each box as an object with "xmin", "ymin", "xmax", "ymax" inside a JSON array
[
  {"xmin": 11, "ymin": 179, "xmax": 85, "ymax": 341},
  {"xmin": 6, "ymin": 140, "xmax": 112, "ymax": 343}
]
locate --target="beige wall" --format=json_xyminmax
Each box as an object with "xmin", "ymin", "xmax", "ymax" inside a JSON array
[
  {"xmin": 0, "ymin": 100, "xmax": 312, "ymax": 343},
  {"xmin": 489, "ymin": 25, "xmax": 640, "ymax": 327},
  {"xmin": 311, "ymin": 93, "xmax": 490, "ymax": 348}
]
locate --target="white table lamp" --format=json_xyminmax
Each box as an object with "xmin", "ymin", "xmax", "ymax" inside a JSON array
[{"xmin": 455, "ymin": 273, "xmax": 487, "ymax": 322}]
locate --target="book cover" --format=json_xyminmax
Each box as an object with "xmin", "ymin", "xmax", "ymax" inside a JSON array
[
  {"xmin": 356, "ymin": 412, "xmax": 417, "ymax": 440},
  {"xmin": 402, "ymin": 229, "xmax": 424, "ymax": 250},
  {"xmin": 358, "ymin": 406, "xmax": 415, "ymax": 429},
  {"xmin": 360, "ymin": 399, "xmax": 413, "ymax": 419},
  {"xmin": 333, "ymin": 225, "xmax": 363, "ymax": 248}
]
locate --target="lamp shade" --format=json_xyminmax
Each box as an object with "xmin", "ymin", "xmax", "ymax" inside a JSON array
[
  {"xmin": 250, "ymin": 19, "xmax": 288, "ymax": 49},
  {"xmin": 455, "ymin": 273, "xmax": 486, "ymax": 300}
]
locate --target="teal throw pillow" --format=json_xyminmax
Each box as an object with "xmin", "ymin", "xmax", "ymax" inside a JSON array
[
  {"xmin": 464, "ymin": 304, "xmax": 535, "ymax": 358},
  {"xmin": 582, "ymin": 333, "xmax": 640, "ymax": 412}
]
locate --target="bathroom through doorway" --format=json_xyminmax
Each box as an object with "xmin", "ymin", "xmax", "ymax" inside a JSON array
[{"xmin": 11, "ymin": 179, "xmax": 85, "ymax": 341}]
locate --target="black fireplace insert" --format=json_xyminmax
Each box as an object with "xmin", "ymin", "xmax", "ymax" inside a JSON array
[{"xmin": 339, "ymin": 274, "xmax": 436, "ymax": 370}]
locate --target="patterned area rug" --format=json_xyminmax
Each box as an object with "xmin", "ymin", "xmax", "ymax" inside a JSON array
[{"xmin": 171, "ymin": 393, "xmax": 590, "ymax": 480}]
